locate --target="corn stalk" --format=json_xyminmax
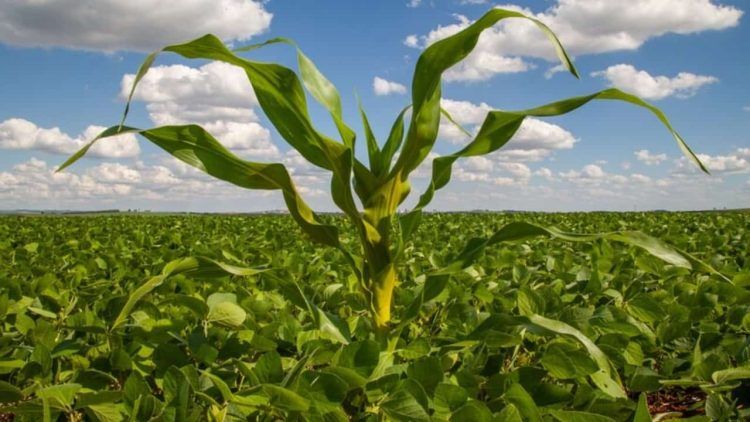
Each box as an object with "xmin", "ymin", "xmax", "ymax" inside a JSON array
[{"xmin": 59, "ymin": 7, "xmax": 708, "ymax": 336}]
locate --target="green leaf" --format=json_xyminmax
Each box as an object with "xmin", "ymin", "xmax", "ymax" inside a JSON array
[
  {"xmin": 406, "ymin": 356, "xmax": 443, "ymax": 395},
  {"xmin": 450, "ymin": 400, "xmax": 493, "ymax": 421},
  {"xmin": 75, "ymin": 391, "xmax": 123, "ymax": 408},
  {"xmin": 84, "ymin": 403, "xmax": 123, "ymax": 422},
  {"xmin": 623, "ymin": 342, "xmax": 645, "ymax": 366},
  {"xmin": 393, "ymin": 7, "xmax": 577, "ymax": 179},
  {"xmin": 27, "ymin": 306, "xmax": 57, "ymax": 319},
  {"xmin": 527, "ymin": 314, "xmax": 625, "ymax": 398},
  {"xmin": 316, "ymin": 307, "xmax": 350, "ymax": 344},
  {"xmin": 402, "ymin": 88, "xmax": 708, "ymax": 242},
  {"xmin": 434, "ymin": 383, "xmax": 469, "ymax": 415},
  {"xmin": 0, "ymin": 360, "xmax": 25, "ymax": 374},
  {"xmin": 503, "ymin": 383, "xmax": 541, "ymax": 422},
  {"xmin": 60, "ymin": 124, "xmax": 342, "ymax": 248},
  {"xmin": 517, "ymin": 288, "xmax": 543, "ymax": 316},
  {"xmin": 163, "ymin": 367, "xmax": 190, "ymax": 421},
  {"xmin": 36, "ymin": 383, "xmax": 81, "ymax": 411},
  {"xmin": 626, "ymin": 295, "xmax": 667, "ymax": 324},
  {"xmin": 301, "ymin": 371, "xmax": 349, "ymax": 404},
  {"xmin": 541, "ymin": 343, "xmax": 599, "ymax": 380},
  {"xmin": 207, "ymin": 302, "xmax": 246, "ymax": 328},
  {"xmin": 434, "ymin": 221, "xmax": 694, "ymax": 276},
  {"xmin": 254, "ymin": 352, "xmax": 284, "ymax": 384},
  {"xmin": 711, "ymin": 366, "xmax": 750, "ymax": 385},
  {"xmin": 359, "ymin": 99, "xmax": 382, "ymax": 175},
  {"xmin": 378, "ymin": 106, "xmax": 410, "ymax": 177},
  {"xmin": 338, "ymin": 340, "xmax": 380, "ymax": 377},
  {"xmin": 633, "ymin": 393, "xmax": 652, "ymax": 422},
  {"xmin": 112, "ymin": 257, "xmax": 260, "ymax": 330},
  {"xmin": 495, "ymin": 404, "xmax": 523, "ymax": 422},
  {"xmin": 262, "ymin": 384, "xmax": 310, "ymax": 412},
  {"xmin": 123, "ymin": 372, "xmax": 150, "ymax": 405},
  {"xmin": 0, "ymin": 380, "xmax": 23, "ymax": 404},
  {"xmin": 200, "ymin": 370, "xmax": 234, "ymax": 403},
  {"xmin": 380, "ymin": 388, "xmax": 430, "ymax": 422}
]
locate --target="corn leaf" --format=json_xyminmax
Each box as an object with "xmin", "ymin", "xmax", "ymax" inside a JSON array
[
  {"xmin": 401, "ymin": 88, "xmax": 709, "ymax": 243},
  {"xmin": 111, "ymin": 256, "xmax": 263, "ymax": 331},
  {"xmin": 60, "ymin": 124, "xmax": 341, "ymax": 248},
  {"xmin": 392, "ymin": 8, "xmax": 577, "ymax": 179}
]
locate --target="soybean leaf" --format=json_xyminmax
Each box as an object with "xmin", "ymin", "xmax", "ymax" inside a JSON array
[
  {"xmin": 634, "ymin": 393, "xmax": 652, "ymax": 422},
  {"xmin": 527, "ymin": 314, "xmax": 625, "ymax": 398},
  {"xmin": 207, "ymin": 302, "xmax": 246, "ymax": 328}
]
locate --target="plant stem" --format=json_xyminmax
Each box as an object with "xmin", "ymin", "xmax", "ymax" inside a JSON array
[{"xmin": 372, "ymin": 265, "xmax": 397, "ymax": 328}]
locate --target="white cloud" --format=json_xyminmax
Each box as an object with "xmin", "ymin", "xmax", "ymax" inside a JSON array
[
  {"xmin": 407, "ymin": 0, "xmax": 422, "ymax": 8},
  {"xmin": 444, "ymin": 53, "xmax": 531, "ymax": 82},
  {"xmin": 534, "ymin": 167, "xmax": 555, "ymax": 181},
  {"xmin": 498, "ymin": 162, "xmax": 531, "ymax": 180},
  {"xmin": 404, "ymin": 35, "xmax": 421, "ymax": 48},
  {"xmin": 88, "ymin": 162, "xmax": 142, "ymax": 184},
  {"xmin": 439, "ymin": 98, "xmax": 577, "ymax": 161},
  {"xmin": 0, "ymin": 0, "xmax": 272, "ymax": 52},
  {"xmin": 544, "ymin": 63, "xmax": 567, "ymax": 79},
  {"xmin": 0, "ymin": 118, "xmax": 139, "ymax": 158},
  {"xmin": 561, "ymin": 164, "xmax": 607, "ymax": 181},
  {"xmin": 509, "ymin": 118, "xmax": 577, "ymax": 154},
  {"xmin": 635, "ymin": 149, "xmax": 668, "ymax": 165},
  {"xmin": 122, "ymin": 62, "xmax": 259, "ymax": 120},
  {"xmin": 592, "ymin": 64, "xmax": 718, "ymax": 100},
  {"xmin": 122, "ymin": 62, "xmax": 279, "ymax": 159},
  {"xmin": 373, "ymin": 77, "xmax": 408, "ymax": 96},
  {"xmin": 675, "ymin": 148, "xmax": 750, "ymax": 174},
  {"xmin": 559, "ymin": 163, "xmax": 663, "ymax": 187},
  {"xmin": 409, "ymin": 0, "xmax": 742, "ymax": 82},
  {"xmin": 743, "ymin": 106, "xmax": 750, "ymax": 112},
  {"xmin": 630, "ymin": 173, "xmax": 652, "ymax": 184},
  {"xmin": 454, "ymin": 159, "xmax": 530, "ymax": 186},
  {"xmin": 463, "ymin": 156, "xmax": 493, "ymax": 173},
  {"xmin": 0, "ymin": 157, "xmax": 282, "ymax": 205}
]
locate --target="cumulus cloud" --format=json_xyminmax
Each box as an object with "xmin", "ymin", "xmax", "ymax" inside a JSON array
[
  {"xmin": 122, "ymin": 62, "xmax": 279, "ymax": 159},
  {"xmin": 635, "ymin": 149, "xmax": 668, "ymax": 165},
  {"xmin": 0, "ymin": 157, "xmax": 290, "ymax": 205},
  {"xmin": 0, "ymin": 0, "xmax": 272, "ymax": 52},
  {"xmin": 404, "ymin": 35, "xmax": 421, "ymax": 48},
  {"xmin": 1, "ymin": 158, "xmax": 137, "ymax": 201},
  {"xmin": 534, "ymin": 167, "xmax": 555, "ymax": 181},
  {"xmin": 592, "ymin": 64, "xmax": 718, "ymax": 99},
  {"xmin": 373, "ymin": 77, "xmax": 408, "ymax": 96},
  {"xmin": 439, "ymin": 98, "xmax": 577, "ymax": 161},
  {"xmin": 454, "ymin": 159, "xmax": 531, "ymax": 186},
  {"xmin": 0, "ymin": 118, "xmax": 139, "ymax": 158},
  {"xmin": 559, "ymin": 163, "xmax": 668, "ymax": 187},
  {"xmin": 406, "ymin": 0, "xmax": 742, "ymax": 82},
  {"xmin": 675, "ymin": 148, "xmax": 750, "ymax": 174},
  {"xmin": 122, "ymin": 62, "xmax": 259, "ymax": 120}
]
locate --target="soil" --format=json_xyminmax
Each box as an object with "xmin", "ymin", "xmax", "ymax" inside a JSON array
[{"xmin": 646, "ymin": 387, "xmax": 706, "ymax": 416}]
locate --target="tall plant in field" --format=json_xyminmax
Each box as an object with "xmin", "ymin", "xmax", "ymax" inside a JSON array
[{"xmin": 61, "ymin": 8, "xmax": 707, "ymax": 335}]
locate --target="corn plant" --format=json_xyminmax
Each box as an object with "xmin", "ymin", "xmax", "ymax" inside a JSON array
[{"xmin": 60, "ymin": 7, "xmax": 708, "ymax": 337}]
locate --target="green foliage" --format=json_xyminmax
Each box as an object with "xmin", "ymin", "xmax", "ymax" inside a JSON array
[
  {"xmin": 8, "ymin": 4, "xmax": 740, "ymax": 420},
  {"xmin": 1, "ymin": 212, "xmax": 748, "ymax": 420},
  {"xmin": 57, "ymin": 6, "xmax": 708, "ymax": 336}
]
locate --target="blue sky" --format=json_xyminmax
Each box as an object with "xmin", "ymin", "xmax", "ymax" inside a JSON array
[{"xmin": 0, "ymin": 0, "xmax": 748, "ymax": 212}]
